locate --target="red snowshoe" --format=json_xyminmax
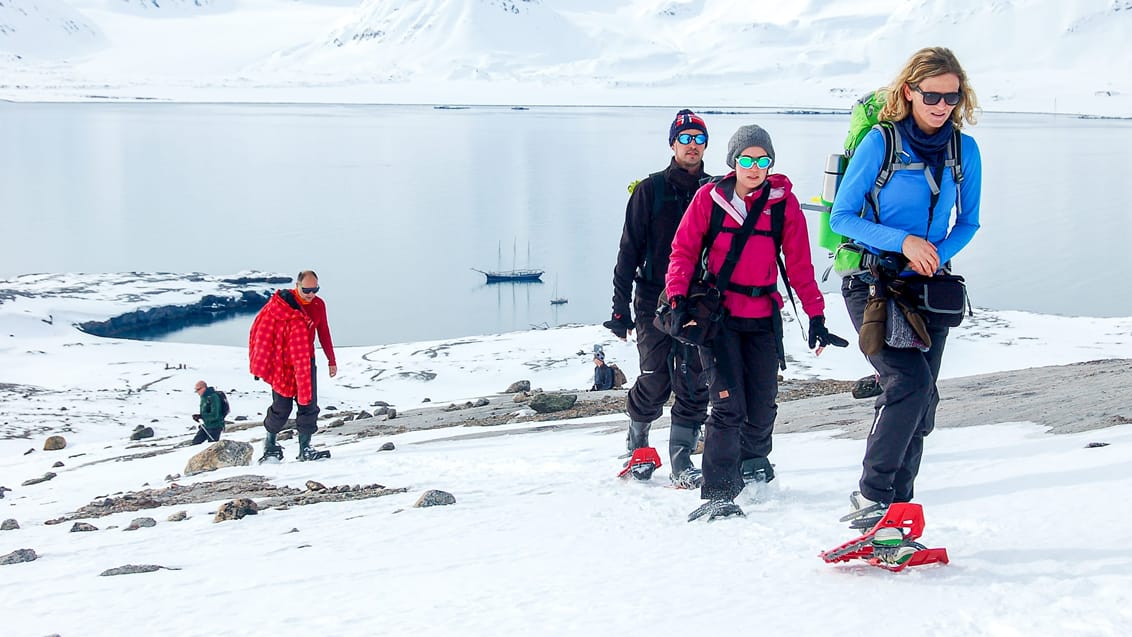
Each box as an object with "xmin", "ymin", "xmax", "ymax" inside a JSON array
[
  {"xmin": 820, "ymin": 502, "xmax": 949, "ymax": 572},
  {"xmin": 618, "ymin": 447, "xmax": 662, "ymax": 481}
]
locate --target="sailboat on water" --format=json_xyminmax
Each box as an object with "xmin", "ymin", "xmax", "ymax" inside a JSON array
[
  {"xmin": 550, "ymin": 275, "xmax": 568, "ymax": 305},
  {"xmin": 472, "ymin": 239, "xmax": 544, "ymax": 283}
]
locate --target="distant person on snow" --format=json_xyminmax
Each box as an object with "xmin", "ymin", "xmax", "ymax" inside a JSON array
[
  {"xmin": 248, "ymin": 270, "xmax": 337, "ymax": 462},
  {"xmin": 829, "ymin": 47, "xmax": 982, "ymax": 551},
  {"xmin": 190, "ymin": 379, "xmax": 225, "ymax": 445},
  {"xmin": 667, "ymin": 124, "xmax": 848, "ymax": 521},
  {"xmin": 591, "ymin": 351, "xmax": 614, "ymax": 391},
  {"xmin": 605, "ymin": 109, "xmax": 711, "ymax": 489}
]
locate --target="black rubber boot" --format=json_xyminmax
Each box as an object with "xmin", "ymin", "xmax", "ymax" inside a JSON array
[
  {"xmin": 668, "ymin": 423, "xmax": 700, "ymax": 475},
  {"xmin": 626, "ymin": 420, "xmax": 652, "ymax": 451}
]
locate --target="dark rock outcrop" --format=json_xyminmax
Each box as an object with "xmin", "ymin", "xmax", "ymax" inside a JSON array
[
  {"xmin": 184, "ymin": 440, "xmax": 254, "ymax": 476},
  {"xmin": 505, "ymin": 380, "xmax": 531, "ymax": 393},
  {"xmin": 100, "ymin": 564, "xmax": 180, "ymax": 576},
  {"xmin": 130, "ymin": 426, "xmax": 154, "ymax": 441},
  {"xmin": 0, "ymin": 548, "xmax": 37, "ymax": 565},
  {"xmin": 79, "ymin": 289, "xmax": 279, "ymax": 339},
  {"xmin": 1, "ymin": 519, "xmax": 18, "ymax": 530},
  {"xmin": 414, "ymin": 490, "xmax": 456, "ymax": 508},
  {"xmin": 215, "ymin": 498, "xmax": 259, "ymax": 522},
  {"xmin": 529, "ymin": 392, "xmax": 578, "ymax": 414},
  {"xmin": 21, "ymin": 472, "xmax": 56, "ymax": 486},
  {"xmin": 70, "ymin": 522, "xmax": 98, "ymax": 532},
  {"xmin": 43, "ymin": 435, "xmax": 66, "ymax": 451}
]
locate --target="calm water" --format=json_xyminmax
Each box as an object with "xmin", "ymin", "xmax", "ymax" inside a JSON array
[{"xmin": 3, "ymin": 103, "xmax": 1131, "ymax": 346}]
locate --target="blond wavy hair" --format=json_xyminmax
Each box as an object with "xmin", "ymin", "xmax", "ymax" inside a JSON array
[{"xmin": 877, "ymin": 47, "xmax": 980, "ymax": 129}]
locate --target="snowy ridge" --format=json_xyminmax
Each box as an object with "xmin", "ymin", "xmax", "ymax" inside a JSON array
[
  {"xmin": 0, "ymin": 0, "xmax": 104, "ymax": 60},
  {"xmin": 104, "ymin": 0, "xmax": 235, "ymax": 18}
]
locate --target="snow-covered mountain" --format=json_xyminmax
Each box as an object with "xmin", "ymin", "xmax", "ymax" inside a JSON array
[
  {"xmin": 0, "ymin": 0, "xmax": 104, "ymax": 60},
  {"xmin": 1, "ymin": 0, "xmax": 1130, "ymax": 114}
]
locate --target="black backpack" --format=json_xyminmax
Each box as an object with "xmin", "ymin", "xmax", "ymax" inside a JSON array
[{"xmin": 216, "ymin": 391, "xmax": 231, "ymax": 419}]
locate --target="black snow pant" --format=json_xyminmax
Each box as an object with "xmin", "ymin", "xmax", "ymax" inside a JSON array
[
  {"xmin": 190, "ymin": 426, "xmax": 223, "ymax": 445},
  {"xmin": 626, "ymin": 299, "xmax": 708, "ymax": 474},
  {"xmin": 843, "ymin": 275, "xmax": 949, "ymax": 505},
  {"xmin": 699, "ymin": 316, "xmax": 781, "ymax": 502},
  {"xmin": 263, "ymin": 358, "xmax": 320, "ymax": 437}
]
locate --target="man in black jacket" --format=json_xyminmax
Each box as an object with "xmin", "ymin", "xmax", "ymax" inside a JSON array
[{"xmin": 605, "ymin": 109, "xmax": 711, "ymax": 489}]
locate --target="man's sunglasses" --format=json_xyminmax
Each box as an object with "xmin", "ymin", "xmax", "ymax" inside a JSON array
[
  {"xmin": 736, "ymin": 155, "xmax": 773, "ymax": 170},
  {"xmin": 300, "ymin": 286, "xmax": 320, "ymax": 294},
  {"xmin": 912, "ymin": 85, "xmax": 962, "ymax": 106},
  {"xmin": 676, "ymin": 133, "xmax": 707, "ymax": 145}
]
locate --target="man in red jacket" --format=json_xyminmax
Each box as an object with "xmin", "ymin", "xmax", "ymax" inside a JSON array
[{"xmin": 249, "ymin": 270, "xmax": 337, "ymax": 462}]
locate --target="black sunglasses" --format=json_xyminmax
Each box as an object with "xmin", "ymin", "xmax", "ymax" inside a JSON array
[
  {"xmin": 300, "ymin": 286, "xmax": 320, "ymax": 294},
  {"xmin": 912, "ymin": 85, "xmax": 962, "ymax": 106}
]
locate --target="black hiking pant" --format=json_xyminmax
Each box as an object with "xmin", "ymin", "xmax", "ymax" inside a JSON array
[
  {"xmin": 263, "ymin": 358, "xmax": 320, "ymax": 436},
  {"xmin": 190, "ymin": 426, "xmax": 223, "ymax": 445},
  {"xmin": 699, "ymin": 316, "xmax": 780, "ymax": 502},
  {"xmin": 843, "ymin": 275, "xmax": 950, "ymax": 505},
  {"xmin": 626, "ymin": 301, "xmax": 708, "ymax": 469}
]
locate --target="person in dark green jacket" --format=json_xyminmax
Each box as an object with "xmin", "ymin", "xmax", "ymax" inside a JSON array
[{"xmin": 191, "ymin": 380, "xmax": 225, "ymax": 445}]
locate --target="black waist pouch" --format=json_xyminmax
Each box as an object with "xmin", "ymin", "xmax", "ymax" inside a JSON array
[{"xmin": 898, "ymin": 274, "xmax": 968, "ymax": 328}]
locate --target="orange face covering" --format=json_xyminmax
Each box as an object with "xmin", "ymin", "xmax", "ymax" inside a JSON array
[{"xmin": 295, "ymin": 288, "xmax": 313, "ymax": 306}]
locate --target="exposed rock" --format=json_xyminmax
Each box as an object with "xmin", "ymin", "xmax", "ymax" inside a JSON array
[
  {"xmin": 356, "ymin": 410, "xmax": 373, "ymax": 420},
  {"xmin": 505, "ymin": 380, "xmax": 531, "ymax": 393},
  {"xmin": 422, "ymin": 397, "xmax": 431, "ymax": 403},
  {"xmin": 379, "ymin": 442, "xmax": 395, "ymax": 452},
  {"xmin": 414, "ymin": 490, "xmax": 456, "ymax": 508},
  {"xmin": 373, "ymin": 405, "xmax": 389, "ymax": 416},
  {"xmin": 473, "ymin": 398, "xmax": 490, "ymax": 407},
  {"xmin": 23, "ymin": 448, "xmax": 33, "ymax": 455},
  {"xmin": 528, "ymin": 392, "xmax": 578, "ymax": 414},
  {"xmin": 1085, "ymin": 441, "xmax": 1110, "ymax": 448},
  {"xmin": 130, "ymin": 426, "xmax": 155, "ymax": 441},
  {"xmin": 165, "ymin": 473, "xmax": 181, "ymax": 482},
  {"xmin": 234, "ymin": 415, "xmax": 248, "ymax": 421},
  {"xmin": 513, "ymin": 391, "xmax": 531, "ymax": 403},
  {"xmin": 70, "ymin": 522, "xmax": 98, "ymax": 532},
  {"xmin": 1, "ymin": 519, "xmax": 18, "ymax": 530},
  {"xmin": 124, "ymin": 517, "xmax": 157, "ymax": 531},
  {"xmin": 215, "ymin": 498, "xmax": 259, "ymax": 522},
  {"xmin": 99, "ymin": 564, "xmax": 180, "ymax": 577},
  {"xmin": 184, "ymin": 440, "xmax": 254, "ymax": 476},
  {"xmin": 278, "ymin": 430, "xmax": 294, "ymax": 441},
  {"xmin": 0, "ymin": 548, "xmax": 37, "ymax": 565},
  {"xmin": 52, "ymin": 461, "xmax": 64, "ymax": 468},
  {"xmin": 0, "ymin": 485, "xmax": 9, "ymax": 499},
  {"xmin": 43, "ymin": 435, "xmax": 67, "ymax": 451},
  {"xmin": 386, "ymin": 408, "xmax": 397, "ymax": 419},
  {"xmin": 167, "ymin": 511, "xmax": 189, "ymax": 522},
  {"xmin": 21, "ymin": 472, "xmax": 56, "ymax": 486},
  {"xmin": 305, "ymin": 480, "xmax": 326, "ymax": 491}
]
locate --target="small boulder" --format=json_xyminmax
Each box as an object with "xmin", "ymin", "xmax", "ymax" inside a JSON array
[
  {"xmin": 184, "ymin": 440, "xmax": 254, "ymax": 476},
  {"xmin": 130, "ymin": 426, "xmax": 154, "ymax": 441},
  {"xmin": 43, "ymin": 435, "xmax": 67, "ymax": 451},
  {"xmin": 21, "ymin": 472, "xmax": 57, "ymax": 486},
  {"xmin": 356, "ymin": 410, "xmax": 373, "ymax": 420},
  {"xmin": 167, "ymin": 511, "xmax": 188, "ymax": 522},
  {"xmin": 100, "ymin": 564, "xmax": 172, "ymax": 577},
  {"xmin": 278, "ymin": 430, "xmax": 295, "ymax": 441},
  {"xmin": 529, "ymin": 392, "xmax": 578, "ymax": 414},
  {"xmin": 305, "ymin": 480, "xmax": 326, "ymax": 492},
  {"xmin": 513, "ymin": 391, "xmax": 531, "ymax": 403},
  {"xmin": 52, "ymin": 461, "xmax": 64, "ymax": 468},
  {"xmin": 386, "ymin": 408, "xmax": 397, "ymax": 419},
  {"xmin": 124, "ymin": 517, "xmax": 157, "ymax": 531},
  {"xmin": 505, "ymin": 380, "xmax": 531, "ymax": 393},
  {"xmin": 473, "ymin": 398, "xmax": 490, "ymax": 407},
  {"xmin": 0, "ymin": 548, "xmax": 37, "ymax": 565},
  {"xmin": 215, "ymin": 498, "xmax": 259, "ymax": 523},
  {"xmin": 414, "ymin": 490, "xmax": 456, "ymax": 508},
  {"xmin": 70, "ymin": 522, "xmax": 98, "ymax": 532},
  {"xmin": 0, "ymin": 486, "xmax": 10, "ymax": 499},
  {"xmin": 378, "ymin": 442, "xmax": 395, "ymax": 452},
  {"xmin": 1, "ymin": 519, "xmax": 19, "ymax": 530}
]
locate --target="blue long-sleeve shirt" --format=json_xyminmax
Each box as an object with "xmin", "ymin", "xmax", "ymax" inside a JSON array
[{"xmin": 829, "ymin": 125, "xmax": 982, "ymax": 267}]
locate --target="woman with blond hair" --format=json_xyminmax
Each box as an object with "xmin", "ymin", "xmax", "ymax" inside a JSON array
[{"xmin": 830, "ymin": 46, "xmax": 982, "ymax": 558}]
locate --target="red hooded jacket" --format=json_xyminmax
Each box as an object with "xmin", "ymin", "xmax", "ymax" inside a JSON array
[
  {"xmin": 665, "ymin": 173, "xmax": 824, "ymax": 320},
  {"xmin": 249, "ymin": 291, "xmax": 318, "ymax": 404}
]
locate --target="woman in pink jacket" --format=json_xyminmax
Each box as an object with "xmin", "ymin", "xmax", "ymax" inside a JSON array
[{"xmin": 666, "ymin": 124, "xmax": 848, "ymax": 521}]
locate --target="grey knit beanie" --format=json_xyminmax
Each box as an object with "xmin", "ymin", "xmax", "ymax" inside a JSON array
[{"xmin": 726, "ymin": 124, "xmax": 776, "ymax": 169}]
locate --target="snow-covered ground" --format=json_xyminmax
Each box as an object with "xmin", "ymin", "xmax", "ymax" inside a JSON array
[
  {"xmin": 2, "ymin": 273, "xmax": 1132, "ymax": 635},
  {"xmin": 1, "ymin": 0, "xmax": 1130, "ymax": 116}
]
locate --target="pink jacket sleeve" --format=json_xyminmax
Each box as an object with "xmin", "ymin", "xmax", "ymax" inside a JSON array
[{"xmin": 665, "ymin": 184, "xmax": 713, "ymax": 300}]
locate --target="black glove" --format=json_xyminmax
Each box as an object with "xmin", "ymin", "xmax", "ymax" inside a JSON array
[
  {"xmin": 192, "ymin": 414, "xmax": 201, "ymax": 422},
  {"xmin": 808, "ymin": 315, "xmax": 849, "ymax": 349},
  {"xmin": 668, "ymin": 295, "xmax": 689, "ymax": 339},
  {"xmin": 603, "ymin": 310, "xmax": 634, "ymax": 339}
]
